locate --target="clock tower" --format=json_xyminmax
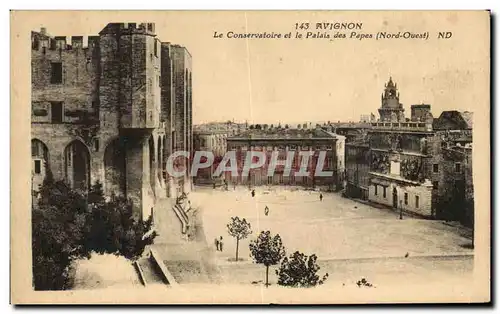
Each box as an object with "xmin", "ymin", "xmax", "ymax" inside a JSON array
[{"xmin": 378, "ymin": 77, "xmax": 405, "ymax": 122}]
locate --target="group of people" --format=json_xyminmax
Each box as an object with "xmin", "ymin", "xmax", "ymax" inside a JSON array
[{"xmin": 214, "ymin": 236, "xmax": 224, "ymax": 252}]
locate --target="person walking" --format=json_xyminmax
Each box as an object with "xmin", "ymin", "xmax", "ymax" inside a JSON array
[
  {"xmin": 219, "ymin": 236, "xmax": 224, "ymax": 252},
  {"xmin": 251, "ymin": 189, "xmax": 255, "ymax": 197},
  {"xmin": 264, "ymin": 205, "xmax": 269, "ymax": 216},
  {"xmin": 319, "ymin": 193, "xmax": 323, "ymax": 202},
  {"xmin": 214, "ymin": 237, "xmax": 220, "ymax": 251}
]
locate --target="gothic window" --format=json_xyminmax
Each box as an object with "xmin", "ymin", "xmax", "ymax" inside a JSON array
[
  {"xmin": 455, "ymin": 163, "xmax": 461, "ymax": 173},
  {"xmin": 433, "ymin": 164, "xmax": 439, "ymax": 173},
  {"xmin": 415, "ymin": 195, "xmax": 420, "ymax": 208}
]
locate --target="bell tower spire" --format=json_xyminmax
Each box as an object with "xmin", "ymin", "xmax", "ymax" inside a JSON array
[{"xmin": 378, "ymin": 77, "xmax": 405, "ymax": 122}]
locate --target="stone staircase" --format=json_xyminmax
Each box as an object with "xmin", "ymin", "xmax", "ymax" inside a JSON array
[
  {"xmin": 137, "ymin": 256, "xmax": 166, "ymax": 285},
  {"xmin": 146, "ymin": 196, "xmax": 222, "ymax": 285}
]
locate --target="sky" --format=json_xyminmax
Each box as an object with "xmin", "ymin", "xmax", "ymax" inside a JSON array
[{"xmin": 26, "ymin": 11, "xmax": 490, "ymax": 125}]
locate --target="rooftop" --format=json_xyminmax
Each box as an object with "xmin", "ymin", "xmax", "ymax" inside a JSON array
[{"xmin": 228, "ymin": 127, "xmax": 341, "ymax": 140}]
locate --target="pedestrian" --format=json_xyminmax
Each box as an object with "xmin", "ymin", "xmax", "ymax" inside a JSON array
[
  {"xmin": 251, "ymin": 189, "xmax": 255, "ymax": 197},
  {"xmin": 214, "ymin": 237, "xmax": 220, "ymax": 251},
  {"xmin": 264, "ymin": 205, "xmax": 269, "ymax": 216},
  {"xmin": 219, "ymin": 236, "xmax": 224, "ymax": 252},
  {"xmin": 320, "ymin": 193, "xmax": 323, "ymax": 202}
]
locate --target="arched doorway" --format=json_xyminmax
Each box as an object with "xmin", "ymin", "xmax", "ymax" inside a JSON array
[
  {"xmin": 104, "ymin": 138, "xmax": 126, "ymax": 197},
  {"xmin": 64, "ymin": 140, "xmax": 90, "ymax": 193},
  {"xmin": 31, "ymin": 139, "xmax": 50, "ymax": 191},
  {"xmin": 149, "ymin": 135, "xmax": 155, "ymax": 192}
]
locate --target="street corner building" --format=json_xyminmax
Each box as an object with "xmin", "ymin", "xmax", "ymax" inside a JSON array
[
  {"xmin": 343, "ymin": 77, "xmax": 473, "ymax": 224},
  {"xmin": 30, "ymin": 23, "xmax": 193, "ymax": 222},
  {"xmin": 224, "ymin": 125, "xmax": 346, "ymax": 191}
]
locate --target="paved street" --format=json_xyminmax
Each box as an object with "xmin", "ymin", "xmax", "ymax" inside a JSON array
[{"xmin": 189, "ymin": 185, "xmax": 474, "ymax": 288}]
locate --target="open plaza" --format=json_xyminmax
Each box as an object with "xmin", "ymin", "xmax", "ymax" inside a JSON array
[{"xmin": 189, "ymin": 186, "xmax": 473, "ymax": 288}]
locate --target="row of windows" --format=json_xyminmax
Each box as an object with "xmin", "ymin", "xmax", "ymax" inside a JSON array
[
  {"xmin": 373, "ymin": 185, "xmax": 420, "ymax": 208},
  {"xmin": 433, "ymin": 163, "xmax": 462, "ymax": 173},
  {"xmin": 230, "ymin": 145, "xmax": 334, "ymax": 151}
]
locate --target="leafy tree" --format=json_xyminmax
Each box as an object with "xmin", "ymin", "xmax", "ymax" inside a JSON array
[
  {"xmin": 84, "ymin": 186, "xmax": 157, "ymax": 259},
  {"xmin": 297, "ymin": 124, "xmax": 301, "ymax": 129},
  {"xmin": 249, "ymin": 124, "xmax": 255, "ymax": 129},
  {"xmin": 32, "ymin": 179, "xmax": 157, "ymax": 290},
  {"xmin": 263, "ymin": 124, "xmax": 269, "ymax": 130},
  {"xmin": 227, "ymin": 217, "xmax": 252, "ymax": 261},
  {"xmin": 32, "ymin": 178, "xmax": 88, "ymax": 290},
  {"xmin": 302, "ymin": 123, "xmax": 307, "ymax": 129},
  {"xmin": 270, "ymin": 124, "xmax": 274, "ymax": 129},
  {"xmin": 255, "ymin": 124, "xmax": 262, "ymax": 130},
  {"xmin": 275, "ymin": 251, "xmax": 328, "ymax": 288},
  {"xmin": 249, "ymin": 231, "xmax": 286, "ymax": 287}
]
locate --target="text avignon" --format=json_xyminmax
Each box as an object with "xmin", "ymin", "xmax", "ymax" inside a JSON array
[{"xmin": 295, "ymin": 22, "xmax": 363, "ymax": 30}]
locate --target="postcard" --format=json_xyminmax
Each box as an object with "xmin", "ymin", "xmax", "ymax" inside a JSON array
[{"xmin": 10, "ymin": 10, "xmax": 490, "ymax": 304}]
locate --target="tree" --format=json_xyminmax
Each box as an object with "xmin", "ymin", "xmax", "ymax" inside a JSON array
[
  {"xmin": 275, "ymin": 251, "xmax": 328, "ymax": 288},
  {"xmin": 263, "ymin": 124, "xmax": 269, "ymax": 130},
  {"xmin": 297, "ymin": 124, "xmax": 301, "ymax": 129},
  {"xmin": 302, "ymin": 123, "xmax": 307, "ymax": 129},
  {"xmin": 84, "ymin": 186, "xmax": 157, "ymax": 259},
  {"xmin": 227, "ymin": 217, "xmax": 252, "ymax": 261},
  {"xmin": 32, "ymin": 178, "xmax": 89, "ymax": 290},
  {"xmin": 270, "ymin": 124, "xmax": 274, "ymax": 129},
  {"xmin": 284, "ymin": 124, "xmax": 289, "ymax": 129},
  {"xmin": 255, "ymin": 124, "xmax": 262, "ymax": 130},
  {"xmin": 32, "ymin": 179, "xmax": 157, "ymax": 290},
  {"xmin": 249, "ymin": 231, "xmax": 286, "ymax": 287},
  {"xmin": 249, "ymin": 124, "xmax": 255, "ymax": 129}
]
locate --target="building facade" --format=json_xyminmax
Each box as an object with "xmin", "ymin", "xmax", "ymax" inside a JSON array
[
  {"xmin": 366, "ymin": 78, "xmax": 436, "ymax": 217},
  {"xmin": 31, "ymin": 23, "xmax": 193, "ymax": 220},
  {"xmin": 225, "ymin": 127, "xmax": 345, "ymax": 190},
  {"xmin": 429, "ymin": 111, "xmax": 473, "ymax": 224},
  {"xmin": 343, "ymin": 78, "xmax": 474, "ymax": 223},
  {"xmin": 345, "ymin": 141, "xmax": 371, "ymax": 200}
]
